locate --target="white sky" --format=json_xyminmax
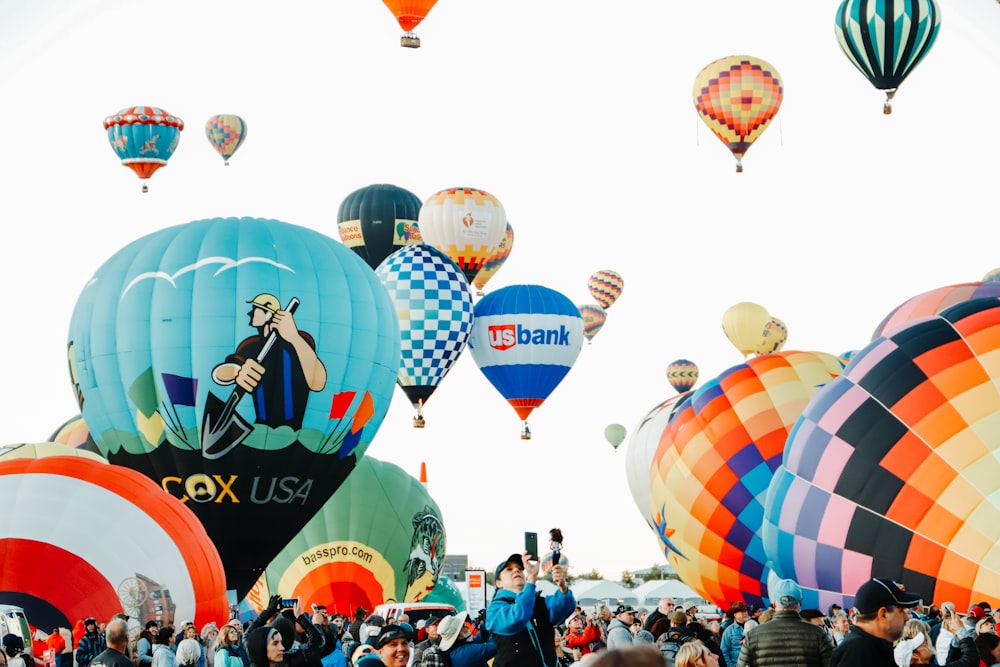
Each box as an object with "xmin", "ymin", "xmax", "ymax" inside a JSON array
[{"xmin": 2, "ymin": 0, "xmax": 1000, "ymax": 585}]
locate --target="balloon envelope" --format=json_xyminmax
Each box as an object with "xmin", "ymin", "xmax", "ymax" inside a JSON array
[
  {"xmin": 103, "ymin": 106, "xmax": 184, "ymax": 190},
  {"xmin": 764, "ymin": 299, "xmax": 1000, "ymax": 611},
  {"xmin": 666, "ymin": 359, "xmax": 699, "ymax": 393},
  {"xmin": 835, "ymin": 0, "xmax": 941, "ymax": 112},
  {"xmin": 204, "ymin": 114, "xmax": 247, "ymax": 165},
  {"xmin": 468, "ymin": 285, "xmax": 583, "ymax": 433},
  {"xmin": 625, "ymin": 394, "xmax": 690, "ymax": 531},
  {"xmin": 0, "ymin": 455, "xmax": 228, "ymax": 631},
  {"xmin": 722, "ymin": 302, "xmax": 772, "ymax": 358},
  {"xmin": 67, "ymin": 216, "xmax": 400, "ymax": 596},
  {"xmin": 338, "ymin": 184, "xmax": 423, "ymax": 271},
  {"xmin": 871, "ymin": 282, "xmax": 1000, "ymax": 341},
  {"xmin": 587, "ymin": 270, "xmax": 624, "ymax": 309},
  {"xmin": 260, "ymin": 457, "xmax": 445, "ymax": 615},
  {"xmin": 472, "ymin": 222, "xmax": 514, "ymax": 295},
  {"xmin": 693, "ymin": 56, "xmax": 782, "ymax": 171},
  {"xmin": 604, "ymin": 424, "xmax": 626, "ymax": 449},
  {"xmin": 418, "ymin": 187, "xmax": 508, "ymax": 284},
  {"xmin": 375, "ymin": 244, "xmax": 474, "ymax": 421},
  {"xmin": 754, "ymin": 318, "xmax": 788, "ymax": 356},
  {"xmin": 578, "ymin": 304, "xmax": 607, "ymax": 343},
  {"xmin": 649, "ymin": 351, "xmax": 844, "ymax": 608}
]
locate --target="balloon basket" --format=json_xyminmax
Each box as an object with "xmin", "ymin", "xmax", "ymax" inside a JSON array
[
  {"xmin": 520, "ymin": 423, "xmax": 532, "ymax": 440},
  {"xmin": 141, "ymin": 183, "xmax": 149, "ymax": 193},
  {"xmin": 401, "ymin": 32, "xmax": 420, "ymax": 48},
  {"xmin": 735, "ymin": 160, "xmax": 743, "ymax": 174},
  {"xmin": 883, "ymin": 89, "xmax": 896, "ymax": 115},
  {"xmin": 413, "ymin": 415, "xmax": 426, "ymax": 428}
]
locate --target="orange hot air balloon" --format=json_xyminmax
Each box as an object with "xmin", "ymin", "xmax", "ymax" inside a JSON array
[
  {"xmin": 382, "ymin": 0, "xmax": 438, "ymax": 48},
  {"xmin": 693, "ymin": 56, "xmax": 783, "ymax": 173}
]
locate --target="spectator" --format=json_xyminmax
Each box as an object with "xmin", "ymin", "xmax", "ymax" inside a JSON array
[
  {"xmin": 201, "ymin": 626, "xmax": 219, "ymax": 667},
  {"xmin": 831, "ymin": 613, "xmax": 850, "ymax": 645},
  {"xmin": 347, "ymin": 611, "xmax": 366, "ymax": 644},
  {"xmin": 676, "ymin": 642, "xmax": 722, "ymax": 667},
  {"xmin": 136, "ymin": 622, "xmax": 160, "ymax": 667},
  {"xmin": 3, "ymin": 635, "xmax": 26, "ymax": 667},
  {"xmin": 720, "ymin": 603, "xmax": 750, "ymax": 667},
  {"xmin": 974, "ymin": 633, "xmax": 1000, "ymax": 667},
  {"xmin": 412, "ymin": 617, "xmax": 442, "ymax": 664},
  {"xmin": 606, "ymin": 606, "xmax": 636, "ymax": 650},
  {"xmin": 644, "ymin": 598, "xmax": 676, "ymax": 639},
  {"xmin": 830, "ymin": 578, "xmax": 922, "ymax": 667},
  {"xmin": 737, "ymin": 578, "xmax": 833, "ymax": 666},
  {"xmin": 436, "ymin": 614, "xmax": 494, "ymax": 667},
  {"xmin": 373, "ymin": 625, "xmax": 412, "ymax": 667},
  {"xmin": 177, "ymin": 640, "xmax": 202, "ymax": 667},
  {"xmin": 486, "ymin": 551, "xmax": 575, "ymax": 667},
  {"xmin": 152, "ymin": 629, "xmax": 177, "ymax": 667},
  {"xmin": 245, "ymin": 628, "xmax": 282, "ymax": 667},
  {"xmin": 590, "ymin": 645, "xmax": 669, "ymax": 667},
  {"xmin": 76, "ymin": 620, "xmax": 106, "ymax": 667},
  {"xmin": 214, "ymin": 623, "xmax": 245, "ymax": 667},
  {"xmin": 87, "ymin": 621, "xmax": 133, "ymax": 667},
  {"xmin": 563, "ymin": 610, "xmax": 601, "ymax": 657}
]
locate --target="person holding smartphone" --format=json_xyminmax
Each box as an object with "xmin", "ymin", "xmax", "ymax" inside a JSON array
[{"xmin": 486, "ymin": 551, "xmax": 575, "ymax": 667}]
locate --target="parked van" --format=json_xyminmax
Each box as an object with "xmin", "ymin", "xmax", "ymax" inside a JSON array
[
  {"xmin": 0, "ymin": 605, "xmax": 34, "ymax": 664},
  {"xmin": 370, "ymin": 602, "xmax": 456, "ymax": 627}
]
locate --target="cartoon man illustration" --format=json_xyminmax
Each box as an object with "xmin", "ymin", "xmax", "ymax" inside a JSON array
[{"xmin": 211, "ymin": 294, "xmax": 326, "ymax": 430}]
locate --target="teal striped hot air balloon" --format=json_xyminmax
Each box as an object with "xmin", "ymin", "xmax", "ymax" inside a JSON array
[{"xmin": 834, "ymin": 0, "xmax": 941, "ymax": 114}]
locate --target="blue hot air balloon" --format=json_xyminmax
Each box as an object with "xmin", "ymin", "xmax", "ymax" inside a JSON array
[
  {"xmin": 375, "ymin": 244, "xmax": 474, "ymax": 427},
  {"xmin": 67, "ymin": 216, "xmax": 400, "ymax": 596},
  {"xmin": 468, "ymin": 284, "xmax": 583, "ymax": 439},
  {"xmin": 104, "ymin": 106, "xmax": 184, "ymax": 192}
]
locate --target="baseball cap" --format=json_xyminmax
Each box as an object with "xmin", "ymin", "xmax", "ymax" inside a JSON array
[
  {"xmin": 967, "ymin": 606, "xmax": 987, "ymax": 620},
  {"xmin": 374, "ymin": 624, "xmax": 413, "ymax": 650},
  {"xmin": 771, "ymin": 578, "xmax": 803, "ymax": 606},
  {"xmin": 494, "ymin": 553, "xmax": 524, "ymax": 580},
  {"xmin": 614, "ymin": 605, "xmax": 635, "ymax": 616},
  {"xmin": 853, "ymin": 578, "xmax": 922, "ymax": 614},
  {"xmin": 800, "ymin": 609, "xmax": 825, "ymax": 620}
]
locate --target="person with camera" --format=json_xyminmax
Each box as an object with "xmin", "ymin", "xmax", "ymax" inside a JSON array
[
  {"xmin": 563, "ymin": 609, "xmax": 601, "ymax": 658},
  {"xmin": 486, "ymin": 551, "xmax": 575, "ymax": 667},
  {"xmin": 734, "ymin": 579, "xmax": 833, "ymax": 667}
]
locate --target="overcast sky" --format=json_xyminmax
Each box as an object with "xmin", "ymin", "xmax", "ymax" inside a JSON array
[{"xmin": 2, "ymin": 0, "xmax": 999, "ymax": 584}]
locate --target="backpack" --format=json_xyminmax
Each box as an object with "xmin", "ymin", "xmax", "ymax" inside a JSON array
[
  {"xmin": 419, "ymin": 645, "xmax": 451, "ymax": 667},
  {"xmin": 660, "ymin": 634, "xmax": 693, "ymax": 667}
]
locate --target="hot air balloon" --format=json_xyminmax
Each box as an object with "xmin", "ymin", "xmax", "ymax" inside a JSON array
[
  {"xmin": 870, "ymin": 281, "xmax": 1000, "ymax": 341},
  {"xmin": 103, "ymin": 106, "xmax": 184, "ymax": 192},
  {"xmin": 468, "ymin": 285, "xmax": 584, "ymax": 439},
  {"xmin": 983, "ymin": 269, "xmax": 1000, "ymax": 283},
  {"xmin": 418, "ymin": 187, "xmax": 508, "ymax": 284},
  {"xmin": 338, "ymin": 184, "xmax": 423, "ymax": 271},
  {"xmin": 257, "ymin": 457, "xmax": 445, "ymax": 615},
  {"xmin": 625, "ymin": 394, "xmax": 691, "ymax": 532},
  {"xmin": 763, "ymin": 299, "xmax": 1000, "ymax": 611},
  {"xmin": 722, "ymin": 302, "xmax": 772, "ymax": 358},
  {"xmin": 67, "ymin": 216, "xmax": 400, "ymax": 596},
  {"xmin": 204, "ymin": 114, "xmax": 247, "ymax": 166},
  {"xmin": 754, "ymin": 317, "xmax": 788, "ymax": 356},
  {"xmin": 382, "ymin": 0, "xmax": 438, "ymax": 47},
  {"xmin": 0, "ymin": 442, "xmax": 104, "ymax": 462},
  {"xmin": 472, "ymin": 222, "xmax": 514, "ymax": 296},
  {"xmin": 578, "ymin": 304, "xmax": 607, "ymax": 344},
  {"xmin": 693, "ymin": 56, "xmax": 783, "ymax": 172},
  {"xmin": 0, "ymin": 455, "xmax": 228, "ymax": 631},
  {"xmin": 835, "ymin": 0, "xmax": 941, "ymax": 114},
  {"xmin": 49, "ymin": 415, "xmax": 99, "ymax": 452},
  {"xmin": 604, "ymin": 424, "xmax": 626, "ymax": 451},
  {"xmin": 587, "ymin": 270, "xmax": 624, "ymax": 309},
  {"xmin": 666, "ymin": 359, "xmax": 699, "ymax": 393},
  {"xmin": 375, "ymin": 244, "xmax": 474, "ymax": 427},
  {"xmin": 649, "ymin": 351, "xmax": 844, "ymax": 608},
  {"xmin": 540, "ymin": 551, "xmax": 569, "ymax": 575}
]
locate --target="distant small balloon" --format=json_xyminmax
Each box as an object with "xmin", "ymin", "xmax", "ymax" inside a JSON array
[
  {"xmin": 983, "ymin": 269, "xmax": 1000, "ymax": 283},
  {"xmin": 604, "ymin": 424, "xmax": 626, "ymax": 450},
  {"xmin": 578, "ymin": 304, "xmax": 607, "ymax": 343},
  {"xmin": 588, "ymin": 270, "xmax": 624, "ymax": 309},
  {"xmin": 754, "ymin": 317, "xmax": 788, "ymax": 356},
  {"xmin": 666, "ymin": 359, "xmax": 699, "ymax": 393},
  {"xmin": 722, "ymin": 302, "xmax": 771, "ymax": 358}
]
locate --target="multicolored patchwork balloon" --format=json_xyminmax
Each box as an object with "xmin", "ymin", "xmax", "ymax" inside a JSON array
[
  {"xmin": 103, "ymin": 106, "xmax": 184, "ymax": 192},
  {"xmin": 693, "ymin": 56, "xmax": 782, "ymax": 172},
  {"xmin": 763, "ymin": 298, "xmax": 1000, "ymax": 612},
  {"xmin": 870, "ymin": 281, "xmax": 1000, "ymax": 340},
  {"xmin": 376, "ymin": 244, "xmax": 474, "ymax": 427},
  {"xmin": 419, "ymin": 187, "xmax": 508, "ymax": 284},
  {"xmin": 649, "ymin": 351, "xmax": 844, "ymax": 608},
  {"xmin": 587, "ymin": 270, "xmax": 624, "ymax": 309},
  {"xmin": 204, "ymin": 114, "xmax": 247, "ymax": 165}
]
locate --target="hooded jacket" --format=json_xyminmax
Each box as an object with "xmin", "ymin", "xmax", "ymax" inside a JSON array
[{"xmin": 247, "ymin": 628, "xmax": 280, "ymax": 667}]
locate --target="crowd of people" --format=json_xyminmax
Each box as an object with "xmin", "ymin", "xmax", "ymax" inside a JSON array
[{"xmin": 8, "ymin": 559, "xmax": 1000, "ymax": 667}]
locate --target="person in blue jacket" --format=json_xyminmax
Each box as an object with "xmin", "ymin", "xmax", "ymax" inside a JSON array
[
  {"xmin": 436, "ymin": 614, "xmax": 495, "ymax": 667},
  {"xmin": 486, "ymin": 551, "xmax": 575, "ymax": 667}
]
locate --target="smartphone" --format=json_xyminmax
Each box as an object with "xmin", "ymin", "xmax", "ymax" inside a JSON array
[
  {"xmin": 281, "ymin": 598, "xmax": 299, "ymax": 609},
  {"xmin": 524, "ymin": 531, "xmax": 538, "ymax": 561}
]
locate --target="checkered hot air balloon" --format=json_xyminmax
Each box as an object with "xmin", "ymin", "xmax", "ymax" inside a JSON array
[
  {"xmin": 205, "ymin": 114, "xmax": 247, "ymax": 166},
  {"xmin": 693, "ymin": 56, "xmax": 783, "ymax": 173},
  {"xmin": 763, "ymin": 298, "xmax": 1000, "ymax": 612},
  {"xmin": 835, "ymin": 0, "xmax": 941, "ymax": 114},
  {"xmin": 104, "ymin": 106, "xmax": 184, "ymax": 192},
  {"xmin": 870, "ymin": 281, "xmax": 1000, "ymax": 341},
  {"xmin": 649, "ymin": 351, "xmax": 844, "ymax": 608},
  {"xmin": 376, "ymin": 244, "xmax": 474, "ymax": 428}
]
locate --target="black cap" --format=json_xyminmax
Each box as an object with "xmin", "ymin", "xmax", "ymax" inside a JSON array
[
  {"xmin": 800, "ymin": 609, "xmax": 825, "ymax": 620},
  {"xmin": 374, "ymin": 624, "xmax": 413, "ymax": 650},
  {"xmin": 614, "ymin": 605, "xmax": 636, "ymax": 616},
  {"xmin": 853, "ymin": 578, "xmax": 921, "ymax": 614}
]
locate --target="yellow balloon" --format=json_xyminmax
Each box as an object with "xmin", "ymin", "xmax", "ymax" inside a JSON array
[
  {"xmin": 0, "ymin": 442, "xmax": 107, "ymax": 462},
  {"xmin": 722, "ymin": 302, "xmax": 771, "ymax": 358}
]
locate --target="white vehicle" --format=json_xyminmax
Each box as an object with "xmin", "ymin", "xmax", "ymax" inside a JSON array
[
  {"xmin": 370, "ymin": 601, "xmax": 457, "ymax": 627},
  {"xmin": 1, "ymin": 605, "xmax": 34, "ymax": 665}
]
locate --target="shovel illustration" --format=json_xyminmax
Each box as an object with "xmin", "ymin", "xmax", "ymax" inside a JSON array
[{"xmin": 201, "ymin": 297, "xmax": 300, "ymax": 459}]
